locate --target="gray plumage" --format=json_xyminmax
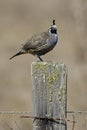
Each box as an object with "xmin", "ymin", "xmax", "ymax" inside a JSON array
[{"xmin": 10, "ymin": 20, "xmax": 58, "ymax": 61}]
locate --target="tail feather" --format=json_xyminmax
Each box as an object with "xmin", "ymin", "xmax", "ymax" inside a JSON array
[{"xmin": 9, "ymin": 51, "xmax": 23, "ymax": 60}]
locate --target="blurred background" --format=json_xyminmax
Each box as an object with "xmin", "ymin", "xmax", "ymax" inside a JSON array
[{"xmin": 0, "ymin": 0, "xmax": 87, "ymax": 129}]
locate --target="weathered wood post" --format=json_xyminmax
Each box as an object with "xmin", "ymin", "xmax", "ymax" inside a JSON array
[{"xmin": 31, "ymin": 62, "xmax": 67, "ymax": 130}]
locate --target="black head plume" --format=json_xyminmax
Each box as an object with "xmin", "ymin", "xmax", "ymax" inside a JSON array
[{"xmin": 53, "ymin": 20, "xmax": 55, "ymax": 25}]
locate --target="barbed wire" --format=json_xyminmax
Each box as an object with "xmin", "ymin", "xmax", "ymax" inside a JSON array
[
  {"xmin": 0, "ymin": 111, "xmax": 76, "ymax": 124},
  {"xmin": 0, "ymin": 110, "xmax": 87, "ymax": 130},
  {"xmin": 67, "ymin": 110, "xmax": 87, "ymax": 114},
  {"xmin": 0, "ymin": 110, "xmax": 87, "ymax": 115},
  {"xmin": 20, "ymin": 115, "xmax": 76, "ymax": 124},
  {"xmin": 0, "ymin": 111, "xmax": 32, "ymax": 115}
]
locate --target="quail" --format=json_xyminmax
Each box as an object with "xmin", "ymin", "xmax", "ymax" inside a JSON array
[{"xmin": 10, "ymin": 20, "xmax": 58, "ymax": 61}]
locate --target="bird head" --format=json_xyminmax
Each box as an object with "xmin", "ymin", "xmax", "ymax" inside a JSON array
[{"xmin": 48, "ymin": 20, "xmax": 57, "ymax": 34}]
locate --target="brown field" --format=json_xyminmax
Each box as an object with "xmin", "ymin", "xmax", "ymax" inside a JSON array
[{"xmin": 0, "ymin": 0, "xmax": 87, "ymax": 129}]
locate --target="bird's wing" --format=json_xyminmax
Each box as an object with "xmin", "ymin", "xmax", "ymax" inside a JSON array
[{"xmin": 22, "ymin": 31, "xmax": 49, "ymax": 50}]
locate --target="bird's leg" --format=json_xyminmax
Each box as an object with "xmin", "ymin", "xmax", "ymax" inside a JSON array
[{"xmin": 36, "ymin": 55, "xmax": 43, "ymax": 61}]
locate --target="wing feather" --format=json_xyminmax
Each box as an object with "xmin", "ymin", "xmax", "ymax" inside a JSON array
[{"xmin": 22, "ymin": 31, "xmax": 49, "ymax": 50}]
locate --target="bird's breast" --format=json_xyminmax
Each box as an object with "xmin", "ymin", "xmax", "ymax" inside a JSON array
[{"xmin": 48, "ymin": 34, "xmax": 58, "ymax": 47}]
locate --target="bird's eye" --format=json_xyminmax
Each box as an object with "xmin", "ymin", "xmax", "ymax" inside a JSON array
[{"xmin": 50, "ymin": 27, "xmax": 57, "ymax": 34}]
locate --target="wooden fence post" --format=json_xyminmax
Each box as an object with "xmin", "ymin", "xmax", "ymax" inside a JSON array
[{"xmin": 31, "ymin": 62, "xmax": 67, "ymax": 130}]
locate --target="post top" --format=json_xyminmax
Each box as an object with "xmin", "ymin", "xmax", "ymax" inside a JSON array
[{"xmin": 32, "ymin": 61, "xmax": 66, "ymax": 66}]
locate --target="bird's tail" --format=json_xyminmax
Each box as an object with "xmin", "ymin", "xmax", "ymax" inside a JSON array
[{"xmin": 9, "ymin": 50, "xmax": 24, "ymax": 60}]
